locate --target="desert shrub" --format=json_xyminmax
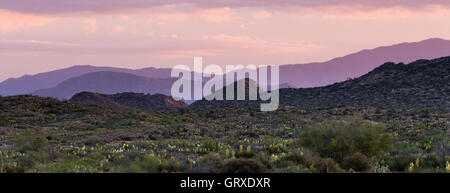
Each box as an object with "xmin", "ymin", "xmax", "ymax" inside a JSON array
[
  {"xmin": 263, "ymin": 136, "xmax": 288, "ymax": 153},
  {"xmin": 200, "ymin": 137, "xmax": 217, "ymax": 153},
  {"xmin": 388, "ymin": 155, "xmax": 416, "ymax": 172},
  {"xmin": 36, "ymin": 161, "xmax": 101, "ymax": 173},
  {"xmin": 161, "ymin": 157, "xmax": 185, "ymax": 173},
  {"xmin": 274, "ymin": 153, "xmax": 311, "ymax": 169},
  {"xmin": 0, "ymin": 118, "xmax": 8, "ymax": 126},
  {"xmin": 110, "ymin": 154, "xmax": 162, "ymax": 173},
  {"xmin": 254, "ymin": 152, "xmax": 273, "ymax": 169},
  {"xmin": 221, "ymin": 159, "xmax": 268, "ymax": 173},
  {"xmin": 83, "ymin": 136, "xmax": 104, "ymax": 146},
  {"xmin": 285, "ymin": 149, "xmax": 315, "ymax": 167},
  {"xmin": 2, "ymin": 164, "xmax": 25, "ymax": 173},
  {"xmin": 421, "ymin": 154, "xmax": 444, "ymax": 168},
  {"xmin": 196, "ymin": 153, "xmax": 224, "ymax": 173},
  {"xmin": 15, "ymin": 129, "xmax": 49, "ymax": 153},
  {"xmin": 407, "ymin": 166, "xmax": 447, "ymax": 173},
  {"xmin": 266, "ymin": 143, "xmax": 287, "ymax": 154},
  {"xmin": 299, "ymin": 118, "xmax": 392, "ymax": 161},
  {"xmin": 235, "ymin": 149, "xmax": 255, "ymax": 158},
  {"xmin": 312, "ymin": 158, "xmax": 341, "ymax": 173},
  {"xmin": 236, "ymin": 152, "xmax": 255, "ymax": 158},
  {"xmin": 393, "ymin": 142, "xmax": 421, "ymax": 154},
  {"xmin": 342, "ymin": 153, "xmax": 370, "ymax": 172},
  {"xmin": 17, "ymin": 151, "xmax": 51, "ymax": 169},
  {"xmin": 285, "ymin": 153, "xmax": 309, "ymax": 166}
]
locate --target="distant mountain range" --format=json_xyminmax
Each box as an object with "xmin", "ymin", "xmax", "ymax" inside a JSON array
[
  {"xmin": 0, "ymin": 66, "xmax": 173, "ymax": 96},
  {"xmin": 1, "ymin": 38, "xmax": 450, "ymax": 99},
  {"xmin": 2, "ymin": 56, "xmax": 448, "ymax": 112},
  {"xmin": 191, "ymin": 56, "xmax": 450, "ymax": 110},
  {"xmin": 279, "ymin": 38, "xmax": 450, "ymax": 87},
  {"xmin": 31, "ymin": 71, "xmax": 176, "ymax": 99},
  {"xmin": 70, "ymin": 92, "xmax": 187, "ymax": 112}
]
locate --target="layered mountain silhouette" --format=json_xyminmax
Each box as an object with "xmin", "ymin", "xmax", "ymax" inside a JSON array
[
  {"xmin": 31, "ymin": 71, "xmax": 176, "ymax": 99},
  {"xmin": 1, "ymin": 38, "xmax": 449, "ymax": 97},
  {"xmin": 279, "ymin": 38, "xmax": 450, "ymax": 87},
  {"xmin": 191, "ymin": 57, "xmax": 450, "ymax": 110},
  {"xmin": 0, "ymin": 65, "xmax": 172, "ymax": 96},
  {"xmin": 70, "ymin": 92, "xmax": 187, "ymax": 112}
]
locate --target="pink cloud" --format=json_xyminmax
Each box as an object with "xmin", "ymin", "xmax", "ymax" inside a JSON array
[
  {"xmin": 0, "ymin": 34, "xmax": 322, "ymax": 58},
  {"xmin": 1, "ymin": 0, "xmax": 450, "ymax": 14},
  {"xmin": 84, "ymin": 19, "xmax": 97, "ymax": 32},
  {"xmin": 149, "ymin": 12, "xmax": 188, "ymax": 23},
  {"xmin": 202, "ymin": 34, "xmax": 322, "ymax": 55},
  {"xmin": 113, "ymin": 25, "xmax": 123, "ymax": 32},
  {"xmin": 0, "ymin": 9, "xmax": 55, "ymax": 33},
  {"xmin": 291, "ymin": 4, "xmax": 450, "ymax": 19},
  {"xmin": 253, "ymin": 11, "xmax": 272, "ymax": 19},
  {"xmin": 196, "ymin": 7, "xmax": 234, "ymax": 22}
]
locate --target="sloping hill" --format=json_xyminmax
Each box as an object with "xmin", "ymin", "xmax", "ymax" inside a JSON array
[
  {"xmin": 70, "ymin": 92, "xmax": 187, "ymax": 112},
  {"xmin": 189, "ymin": 78, "xmax": 261, "ymax": 110},
  {"xmin": 31, "ymin": 71, "xmax": 176, "ymax": 99},
  {"xmin": 0, "ymin": 65, "xmax": 172, "ymax": 96},
  {"xmin": 191, "ymin": 57, "xmax": 450, "ymax": 110},
  {"xmin": 279, "ymin": 38, "xmax": 450, "ymax": 88}
]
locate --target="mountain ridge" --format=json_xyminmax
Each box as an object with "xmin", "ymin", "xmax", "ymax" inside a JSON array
[
  {"xmin": 31, "ymin": 71, "xmax": 176, "ymax": 99},
  {"xmin": 191, "ymin": 56, "xmax": 450, "ymax": 110},
  {"xmin": 2, "ymin": 38, "xmax": 450, "ymax": 96},
  {"xmin": 70, "ymin": 92, "xmax": 187, "ymax": 112},
  {"xmin": 0, "ymin": 65, "xmax": 173, "ymax": 96},
  {"xmin": 279, "ymin": 38, "xmax": 450, "ymax": 87}
]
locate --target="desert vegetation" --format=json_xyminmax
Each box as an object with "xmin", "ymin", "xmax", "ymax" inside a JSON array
[{"xmin": 0, "ymin": 95, "xmax": 448, "ymax": 173}]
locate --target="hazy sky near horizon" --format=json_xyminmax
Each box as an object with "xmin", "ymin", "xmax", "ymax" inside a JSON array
[{"xmin": 1, "ymin": 0, "xmax": 450, "ymax": 81}]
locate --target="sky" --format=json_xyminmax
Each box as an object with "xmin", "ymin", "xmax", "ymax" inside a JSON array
[{"xmin": 1, "ymin": 0, "xmax": 450, "ymax": 81}]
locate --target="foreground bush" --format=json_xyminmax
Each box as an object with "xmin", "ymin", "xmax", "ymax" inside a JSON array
[
  {"xmin": 299, "ymin": 118, "xmax": 392, "ymax": 161},
  {"xmin": 15, "ymin": 129, "xmax": 49, "ymax": 153},
  {"xmin": 312, "ymin": 158, "xmax": 341, "ymax": 173},
  {"xmin": 342, "ymin": 153, "xmax": 370, "ymax": 172}
]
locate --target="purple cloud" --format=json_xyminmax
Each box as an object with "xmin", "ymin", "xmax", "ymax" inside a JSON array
[{"xmin": 1, "ymin": 0, "xmax": 449, "ymax": 14}]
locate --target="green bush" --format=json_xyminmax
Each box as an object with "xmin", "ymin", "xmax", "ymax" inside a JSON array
[
  {"xmin": 196, "ymin": 153, "xmax": 224, "ymax": 173},
  {"xmin": 18, "ymin": 151, "xmax": 51, "ymax": 169},
  {"xmin": 421, "ymin": 154, "xmax": 445, "ymax": 168},
  {"xmin": 312, "ymin": 158, "xmax": 341, "ymax": 173},
  {"xmin": 200, "ymin": 137, "xmax": 217, "ymax": 153},
  {"xmin": 235, "ymin": 151, "xmax": 255, "ymax": 159},
  {"xmin": 299, "ymin": 118, "xmax": 392, "ymax": 161},
  {"xmin": 83, "ymin": 136, "xmax": 104, "ymax": 146},
  {"xmin": 283, "ymin": 153, "xmax": 309, "ymax": 166},
  {"xmin": 15, "ymin": 129, "xmax": 49, "ymax": 153},
  {"xmin": 110, "ymin": 154, "xmax": 162, "ymax": 173},
  {"xmin": 388, "ymin": 155, "xmax": 415, "ymax": 172},
  {"xmin": 342, "ymin": 153, "xmax": 370, "ymax": 172},
  {"xmin": 161, "ymin": 158, "xmax": 184, "ymax": 173}
]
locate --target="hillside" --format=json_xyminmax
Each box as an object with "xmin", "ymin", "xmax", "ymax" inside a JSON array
[
  {"xmin": 279, "ymin": 38, "xmax": 450, "ymax": 87},
  {"xmin": 31, "ymin": 71, "xmax": 176, "ymax": 99},
  {"xmin": 189, "ymin": 78, "xmax": 262, "ymax": 109},
  {"xmin": 191, "ymin": 57, "xmax": 450, "ymax": 110},
  {"xmin": 0, "ymin": 65, "xmax": 172, "ymax": 96},
  {"xmin": 70, "ymin": 92, "xmax": 187, "ymax": 112},
  {"xmin": 0, "ymin": 94, "xmax": 447, "ymax": 173},
  {"xmin": 281, "ymin": 57, "xmax": 449, "ymax": 110}
]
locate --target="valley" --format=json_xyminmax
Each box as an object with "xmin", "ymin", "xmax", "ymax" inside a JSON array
[{"xmin": 0, "ymin": 56, "xmax": 448, "ymax": 173}]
